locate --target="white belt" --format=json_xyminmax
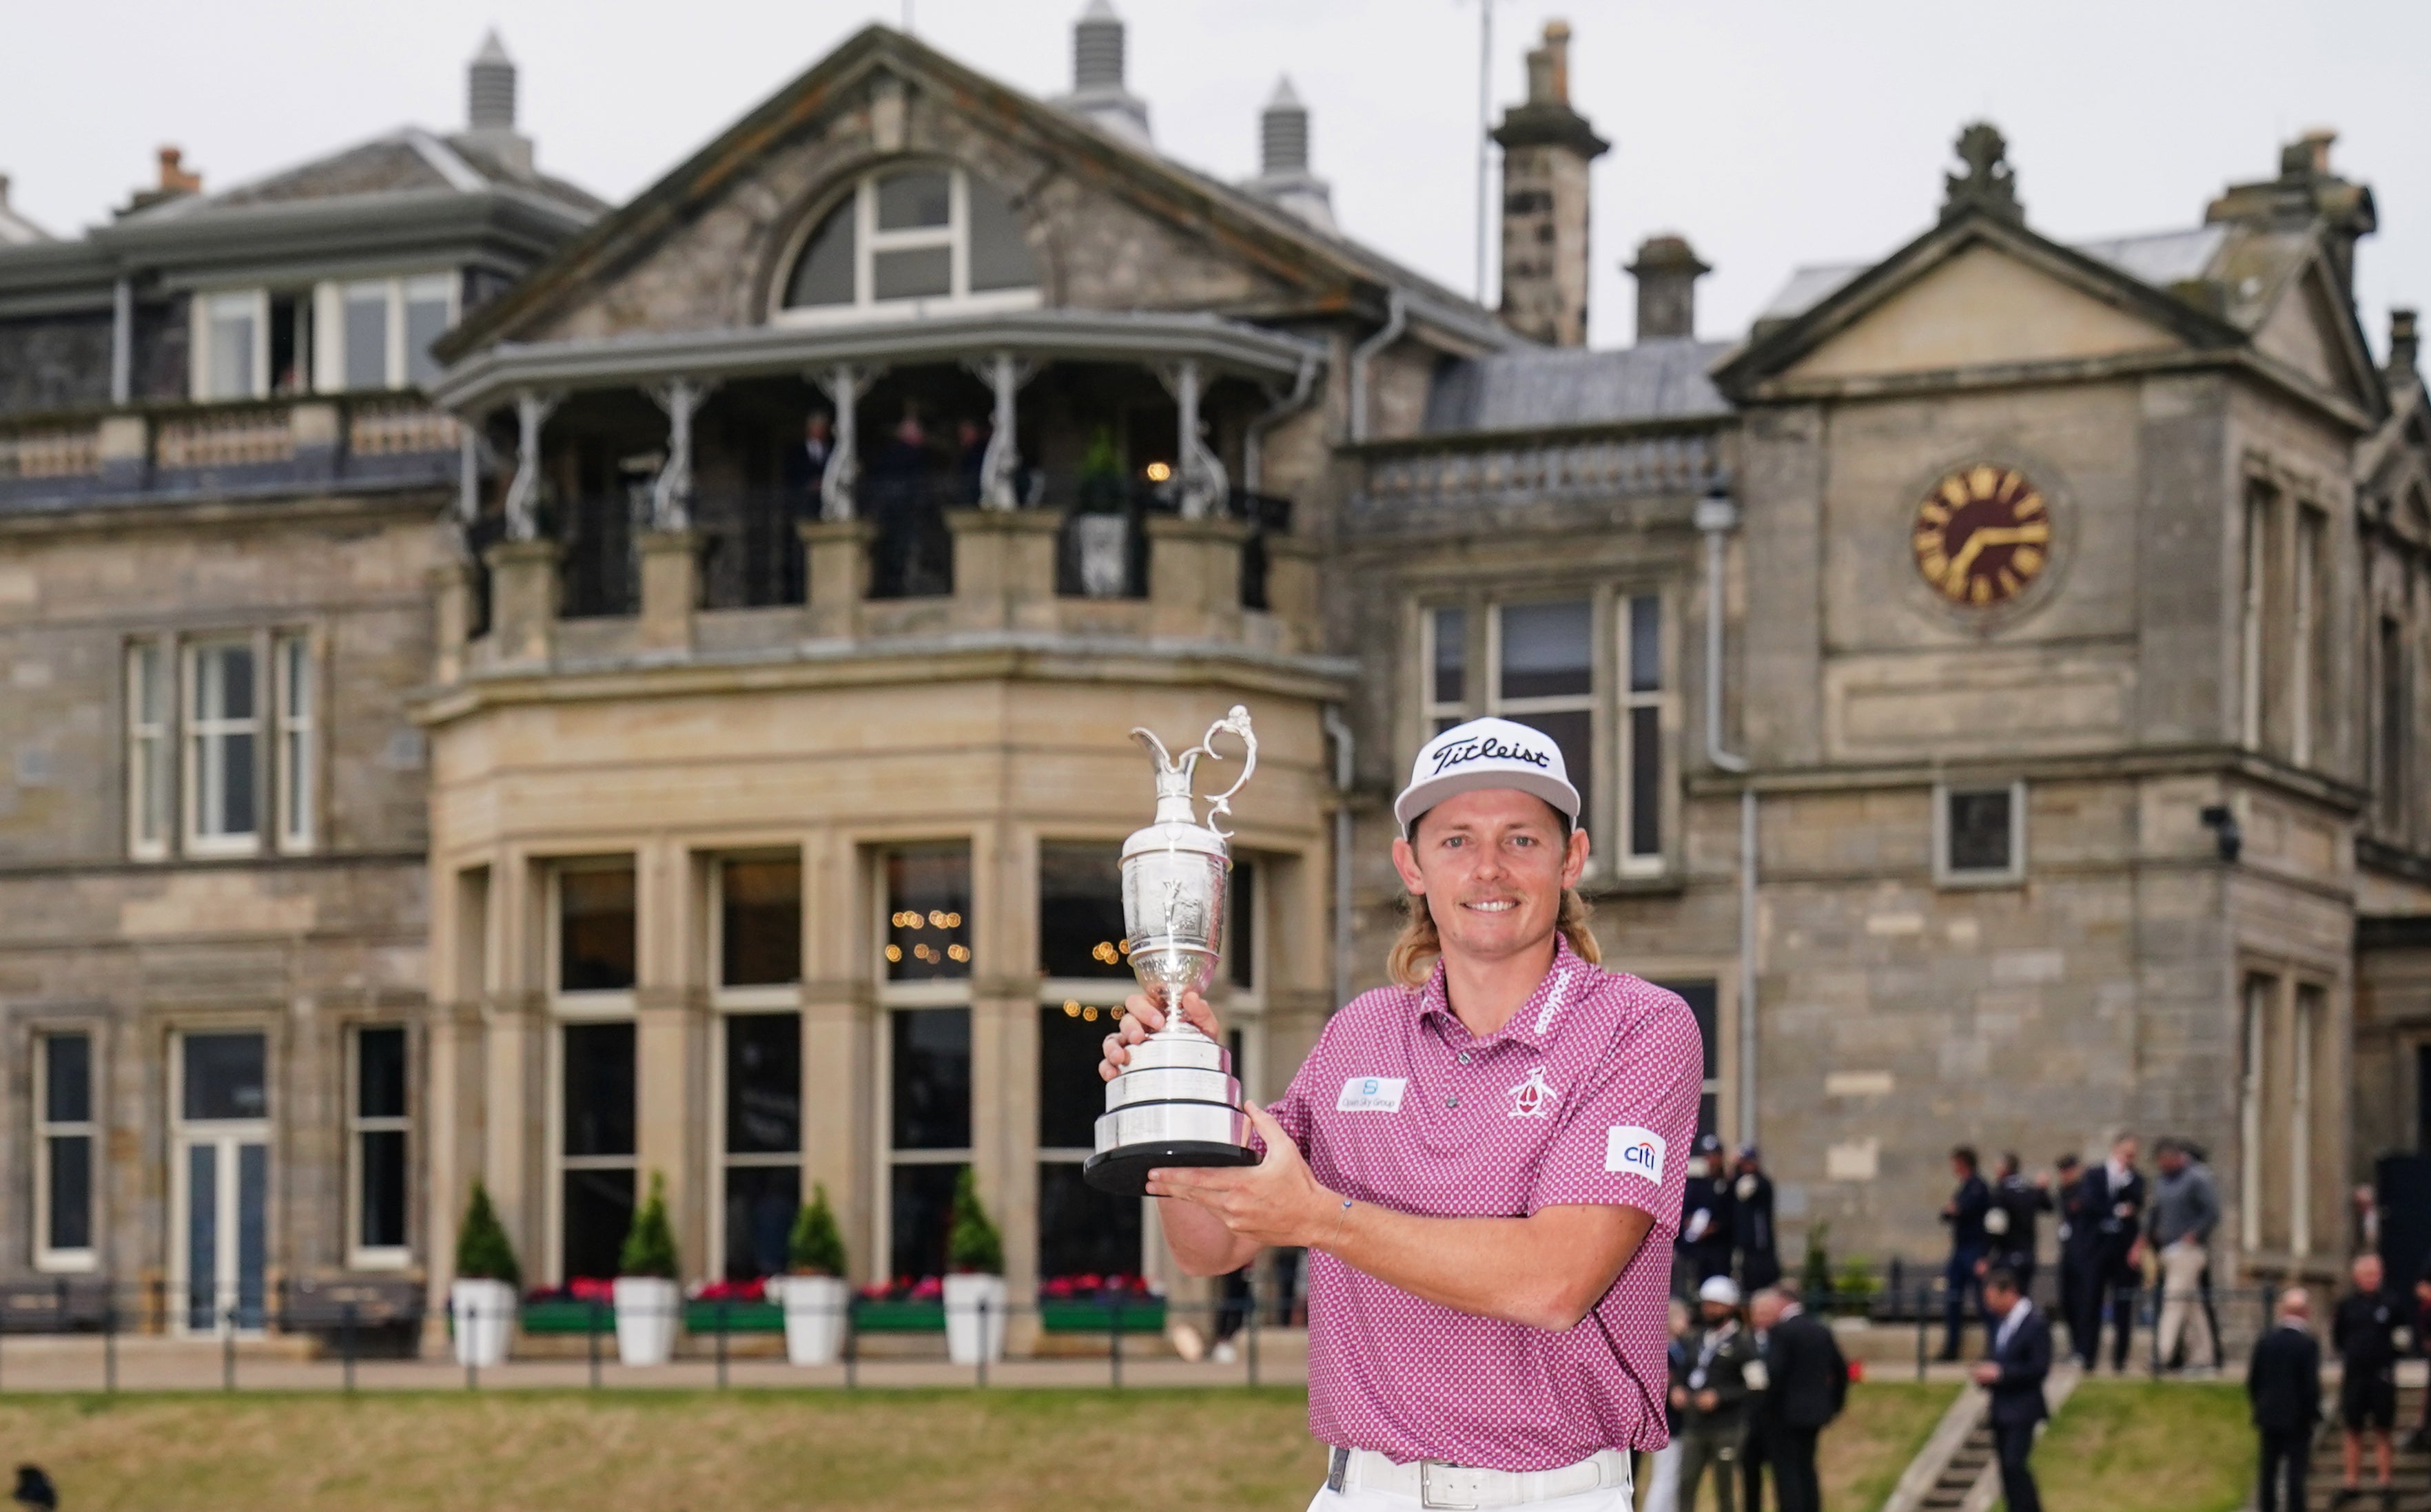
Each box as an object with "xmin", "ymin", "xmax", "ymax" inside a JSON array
[{"xmin": 1331, "ymin": 1447, "xmax": 1630, "ymax": 1509}]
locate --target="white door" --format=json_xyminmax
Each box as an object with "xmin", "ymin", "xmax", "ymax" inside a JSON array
[{"xmin": 172, "ymin": 1032, "xmax": 271, "ymax": 1336}]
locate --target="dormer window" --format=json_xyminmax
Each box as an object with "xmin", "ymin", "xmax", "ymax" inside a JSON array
[{"xmin": 778, "ymin": 165, "xmax": 1038, "ymax": 322}]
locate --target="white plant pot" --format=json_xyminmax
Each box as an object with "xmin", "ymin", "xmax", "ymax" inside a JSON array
[
  {"xmin": 450, "ymin": 1278, "xmax": 516, "ymax": 1368},
  {"xmin": 944, "ymin": 1272, "xmax": 1008, "ymax": 1365},
  {"xmin": 613, "ymin": 1276, "xmax": 680, "ymax": 1366},
  {"xmin": 777, "ymin": 1274, "xmax": 850, "ymax": 1367}
]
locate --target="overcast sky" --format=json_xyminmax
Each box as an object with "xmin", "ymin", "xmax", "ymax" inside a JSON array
[{"xmin": 4, "ymin": 1, "xmax": 2424, "ymax": 353}]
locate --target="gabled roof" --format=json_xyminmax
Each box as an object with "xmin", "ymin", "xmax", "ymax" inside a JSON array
[{"xmin": 438, "ymin": 23, "xmax": 1510, "ymax": 362}]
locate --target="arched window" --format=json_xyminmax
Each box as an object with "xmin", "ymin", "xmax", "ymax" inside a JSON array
[{"xmin": 778, "ymin": 165, "xmax": 1038, "ymax": 320}]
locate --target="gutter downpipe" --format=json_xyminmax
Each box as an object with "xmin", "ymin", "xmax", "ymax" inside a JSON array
[
  {"xmin": 1347, "ymin": 289, "xmax": 1408, "ymax": 444},
  {"xmin": 1694, "ymin": 484, "xmax": 1757, "ymax": 1148},
  {"xmin": 1322, "ymin": 704, "xmax": 1356, "ymax": 1013},
  {"xmin": 1242, "ymin": 353, "xmax": 1320, "ymax": 492}
]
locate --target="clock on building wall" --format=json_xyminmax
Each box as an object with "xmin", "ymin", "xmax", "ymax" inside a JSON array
[{"xmin": 1910, "ymin": 464, "xmax": 2053, "ymax": 608}]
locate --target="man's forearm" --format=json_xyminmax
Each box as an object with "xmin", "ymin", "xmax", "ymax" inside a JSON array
[
  {"xmin": 1318, "ymin": 1200, "xmax": 1656, "ymax": 1332},
  {"xmin": 1159, "ymin": 1195, "xmax": 1260, "ymax": 1276}
]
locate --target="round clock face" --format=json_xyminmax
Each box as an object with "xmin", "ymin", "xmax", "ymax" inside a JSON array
[{"xmin": 1911, "ymin": 464, "xmax": 2052, "ymax": 607}]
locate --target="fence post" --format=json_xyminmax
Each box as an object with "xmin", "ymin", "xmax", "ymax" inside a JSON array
[
  {"xmin": 223, "ymin": 1307, "xmax": 238, "ymax": 1391},
  {"xmin": 1108, "ymin": 1294, "xmax": 1122, "ymax": 1391},
  {"xmin": 1914, "ymin": 1284, "xmax": 1927, "ymax": 1382},
  {"xmin": 465, "ymin": 1300, "xmax": 479, "ymax": 1392},
  {"xmin": 588, "ymin": 1300, "xmax": 603, "ymax": 1391},
  {"xmin": 1245, "ymin": 1281, "xmax": 1260, "ymax": 1389},
  {"xmin": 103, "ymin": 1294, "xmax": 116, "ymax": 1395},
  {"xmin": 342, "ymin": 1301, "xmax": 358, "ymax": 1394},
  {"xmin": 975, "ymin": 1296, "xmax": 989, "ymax": 1390},
  {"xmin": 716, "ymin": 1300, "xmax": 730, "ymax": 1390},
  {"xmin": 844, "ymin": 1296, "xmax": 858, "ymax": 1391}
]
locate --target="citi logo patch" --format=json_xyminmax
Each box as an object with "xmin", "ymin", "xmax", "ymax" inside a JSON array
[
  {"xmin": 1337, "ymin": 1076, "xmax": 1408, "ymax": 1113},
  {"xmin": 1605, "ymin": 1126, "xmax": 1668, "ymax": 1182}
]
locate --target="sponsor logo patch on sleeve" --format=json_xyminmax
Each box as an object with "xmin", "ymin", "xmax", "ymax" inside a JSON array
[
  {"xmin": 1336, "ymin": 1076, "xmax": 1408, "ymax": 1112},
  {"xmin": 1605, "ymin": 1126, "xmax": 1667, "ymax": 1182}
]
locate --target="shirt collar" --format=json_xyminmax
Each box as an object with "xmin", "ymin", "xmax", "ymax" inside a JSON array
[
  {"xmin": 1415, "ymin": 936, "xmax": 1584, "ymax": 1053},
  {"xmin": 1996, "ymin": 1296, "xmax": 2033, "ymax": 1344}
]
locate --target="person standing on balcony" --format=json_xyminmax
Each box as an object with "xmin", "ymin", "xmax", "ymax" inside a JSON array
[
  {"xmin": 782, "ymin": 411, "xmax": 833, "ymax": 506},
  {"xmin": 2146, "ymin": 1137, "xmax": 2220, "ymax": 1374},
  {"xmin": 1105, "ymin": 718, "xmax": 1703, "ymax": 1512},
  {"xmin": 954, "ymin": 415, "xmax": 989, "ymax": 506},
  {"xmin": 1732, "ymin": 1146, "xmax": 1780, "ymax": 1291},
  {"xmin": 1937, "ymin": 1146, "xmax": 1991, "ymax": 1360}
]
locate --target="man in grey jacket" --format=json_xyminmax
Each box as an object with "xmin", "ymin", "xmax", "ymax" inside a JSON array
[{"xmin": 2147, "ymin": 1138, "xmax": 2221, "ymax": 1374}]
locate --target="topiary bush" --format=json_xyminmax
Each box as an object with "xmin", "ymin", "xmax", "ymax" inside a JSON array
[
  {"xmin": 455, "ymin": 1179, "xmax": 521, "ymax": 1287},
  {"xmin": 946, "ymin": 1166, "xmax": 1004, "ymax": 1275},
  {"xmin": 788, "ymin": 1183, "xmax": 848, "ymax": 1276},
  {"xmin": 619, "ymin": 1171, "xmax": 680, "ymax": 1280}
]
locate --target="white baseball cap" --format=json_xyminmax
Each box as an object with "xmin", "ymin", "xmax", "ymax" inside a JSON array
[
  {"xmin": 1698, "ymin": 1276, "xmax": 1742, "ymax": 1307},
  {"xmin": 1394, "ymin": 717, "xmax": 1581, "ymax": 838}
]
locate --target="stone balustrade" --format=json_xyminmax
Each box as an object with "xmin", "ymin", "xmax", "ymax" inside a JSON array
[{"xmin": 0, "ymin": 396, "xmax": 461, "ymax": 508}]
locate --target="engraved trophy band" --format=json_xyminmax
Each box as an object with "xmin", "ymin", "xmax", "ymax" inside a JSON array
[{"xmin": 1081, "ymin": 705, "xmax": 1261, "ymax": 1197}]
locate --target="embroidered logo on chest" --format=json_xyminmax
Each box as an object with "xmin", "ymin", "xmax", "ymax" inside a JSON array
[{"xmin": 1506, "ymin": 1066, "xmax": 1559, "ymax": 1118}]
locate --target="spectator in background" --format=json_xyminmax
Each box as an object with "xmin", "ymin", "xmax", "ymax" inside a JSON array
[
  {"xmin": 2334, "ymin": 1253, "xmax": 2402, "ymax": 1503},
  {"xmin": 1972, "ymin": 1267, "xmax": 2051, "ymax": 1512},
  {"xmin": 1209, "ymin": 1263, "xmax": 1251, "ymax": 1365},
  {"xmin": 1734, "ymin": 1146, "xmax": 1781, "ymax": 1291},
  {"xmin": 1750, "ymin": 1285, "xmax": 1847, "ymax": 1512},
  {"xmin": 2408, "ymin": 1259, "xmax": 2431, "ymax": 1454},
  {"xmin": 2246, "ymin": 1289, "xmax": 2321, "ymax": 1512},
  {"xmin": 2148, "ymin": 1137, "xmax": 2222, "ymax": 1375},
  {"xmin": 2068, "ymin": 1134, "xmax": 2146, "ymax": 1372},
  {"xmin": 782, "ymin": 411, "xmax": 834, "ymax": 505},
  {"xmin": 2051, "ymin": 1153, "xmax": 2091, "ymax": 1358},
  {"xmin": 1679, "ymin": 1133, "xmax": 1738, "ymax": 1287},
  {"xmin": 954, "ymin": 415, "xmax": 989, "ymax": 504},
  {"xmin": 1672, "ymin": 1276, "xmax": 1757, "ymax": 1512},
  {"xmin": 1642, "ymin": 1298, "xmax": 1694, "ymax": 1512},
  {"xmin": 1938, "ymin": 1146, "xmax": 1991, "ymax": 1360},
  {"xmin": 1982, "ymin": 1152, "xmax": 2050, "ymax": 1301}
]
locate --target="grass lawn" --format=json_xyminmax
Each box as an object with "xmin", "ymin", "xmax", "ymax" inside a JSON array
[
  {"xmin": 2021, "ymin": 1380, "xmax": 2254, "ymax": 1512},
  {"xmin": 1814, "ymin": 1380, "xmax": 1962, "ymax": 1512},
  {"xmin": 0, "ymin": 1389, "xmax": 1329, "ymax": 1512}
]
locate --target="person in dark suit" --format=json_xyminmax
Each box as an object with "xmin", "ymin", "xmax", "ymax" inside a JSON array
[
  {"xmin": 1972, "ymin": 1267, "xmax": 2051, "ymax": 1512},
  {"xmin": 1982, "ymin": 1151, "xmax": 2051, "ymax": 1301},
  {"xmin": 1749, "ymin": 1286, "xmax": 1848, "ymax": 1512},
  {"xmin": 11, "ymin": 1464, "xmax": 57, "ymax": 1512},
  {"xmin": 2051, "ymin": 1153, "xmax": 2090, "ymax": 1358},
  {"xmin": 1733, "ymin": 1146, "xmax": 1781, "ymax": 1290},
  {"xmin": 1678, "ymin": 1133, "xmax": 1738, "ymax": 1287},
  {"xmin": 781, "ymin": 411, "xmax": 834, "ymax": 504},
  {"xmin": 2067, "ymin": 1134, "xmax": 2146, "ymax": 1371},
  {"xmin": 2334, "ymin": 1253, "xmax": 2401, "ymax": 1501},
  {"xmin": 2247, "ymin": 1290, "xmax": 2321, "ymax": 1512},
  {"xmin": 1938, "ymin": 1145, "xmax": 1991, "ymax": 1360}
]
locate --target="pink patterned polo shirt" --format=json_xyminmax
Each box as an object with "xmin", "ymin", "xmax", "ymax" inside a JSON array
[{"xmin": 1266, "ymin": 937, "xmax": 1702, "ymax": 1471}]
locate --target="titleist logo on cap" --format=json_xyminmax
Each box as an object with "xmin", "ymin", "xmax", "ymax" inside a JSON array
[{"xmin": 1427, "ymin": 734, "xmax": 1552, "ymax": 776}]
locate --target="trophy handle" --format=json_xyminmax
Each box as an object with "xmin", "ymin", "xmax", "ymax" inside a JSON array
[{"xmin": 1190, "ymin": 705, "xmax": 1258, "ymax": 839}]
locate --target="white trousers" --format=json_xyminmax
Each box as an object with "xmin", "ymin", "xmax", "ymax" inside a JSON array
[
  {"xmin": 1307, "ymin": 1461, "xmax": 1634, "ymax": 1512},
  {"xmin": 2153, "ymin": 1239, "xmax": 2213, "ymax": 1367},
  {"xmin": 1638, "ymin": 1443, "xmax": 1682, "ymax": 1512}
]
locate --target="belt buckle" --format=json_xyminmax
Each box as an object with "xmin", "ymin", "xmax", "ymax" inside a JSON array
[{"xmin": 1419, "ymin": 1461, "xmax": 1482, "ymax": 1510}]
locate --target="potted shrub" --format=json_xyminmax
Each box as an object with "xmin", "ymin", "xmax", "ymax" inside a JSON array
[
  {"xmin": 450, "ymin": 1180, "xmax": 520, "ymax": 1368},
  {"xmin": 613, "ymin": 1172, "xmax": 681, "ymax": 1366},
  {"xmin": 779, "ymin": 1183, "xmax": 850, "ymax": 1366},
  {"xmin": 942, "ymin": 1167, "xmax": 1007, "ymax": 1365}
]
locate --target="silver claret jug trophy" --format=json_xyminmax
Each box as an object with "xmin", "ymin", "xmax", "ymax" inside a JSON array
[{"xmin": 1082, "ymin": 705, "xmax": 1262, "ymax": 1197}]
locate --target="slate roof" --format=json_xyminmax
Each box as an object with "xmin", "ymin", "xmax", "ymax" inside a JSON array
[
  {"xmin": 1423, "ymin": 336, "xmax": 1734, "ymax": 433},
  {"xmin": 127, "ymin": 128, "xmax": 604, "ymax": 223}
]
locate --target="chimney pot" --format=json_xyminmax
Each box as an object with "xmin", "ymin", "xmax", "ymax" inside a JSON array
[
  {"xmin": 468, "ymin": 29, "xmax": 517, "ymax": 133},
  {"xmin": 1490, "ymin": 19, "xmax": 1607, "ymax": 345},
  {"xmin": 156, "ymin": 146, "xmax": 201, "ymax": 195},
  {"xmin": 1058, "ymin": 0, "xmax": 1151, "ymax": 147},
  {"xmin": 1627, "ymin": 234, "xmax": 1710, "ymax": 342}
]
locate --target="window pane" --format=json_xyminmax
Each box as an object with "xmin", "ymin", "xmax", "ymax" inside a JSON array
[
  {"xmin": 1658, "ymin": 980, "xmax": 1720, "ymax": 1082},
  {"xmin": 888, "ymin": 1163, "xmax": 961, "ymax": 1283},
  {"xmin": 1628, "ymin": 594, "xmax": 1661, "ymax": 693},
  {"xmin": 132, "ymin": 643, "xmax": 163, "ymax": 723},
  {"xmin": 280, "ymin": 636, "xmax": 309, "ymax": 720},
  {"xmin": 885, "ymin": 846, "xmax": 972, "ymax": 982},
  {"xmin": 1628, "ymin": 704, "xmax": 1661, "ymax": 858},
  {"xmin": 186, "ymin": 1144, "xmax": 218, "ymax": 1327},
  {"xmin": 1505, "ymin": 708, "xmax": 1591, "ymax": 833},
  {"xmin": 785, "ymin": 201, "xmax": 857, "ymax": 307},
  {"xmin": 724, "ymin": 1165, "xmax": 800, "ymax": 1282},
  {"xmin": 721, "ymin": 858, "xmax": 801, "ymax": 986},
  {"xmin": 1499, "ymin": 600, "xmax": 1592, "ymax": 700},
  {"xmin": 343, "ymin": 284, "xmax": 389, "ymax": 389},
  {"xmin": 562, "ymin": 1168, "xmax": 635, "ymax": 1283},
  {"xmin": 208, "ymin": 297, "xmax": 256, "ymax": 399},
  {"xmin": 183, "ymin": 1033, "xmax": 268, "ymax": 1121},
  {"xmin": 358, "ymin": 1130, "xmax": 407, "ymax": 1249},
  {"xmin": 48, "ymin": 1135, "xmax": 92, "ymax": 1252},
  {"xmin": 201, "ymin": 643, "xmax": 256, "ymax": 721},
  {"xmin": 1038, "ymin": 1005, "xmax": 1111, "ymax": 1150},
  {"xmin": 1038, "ymin": 842, "xmax": 1129, "ymax": 979},
  {"xmin": 1228, "ymin": 858, "xmax": 1256, "ymax": 991},
  {"xmin": 560, "ymin": 866, "xmax": 637, "ymax": 992},
  {"xmin": 874, "ymin": 169, "xmax": 951, "ymax": 230},
  {"xmin": 1947, "ymin": 789, "xmax": 2014, "ymax": 873},
  {"xmin": 218, "ymin": 732, "xmax": 257, "ymax": 837},
  {"xmin": 356, "ymin": 1026, "xmax": 407, "ymax": 1119},
  {"xmin": 402, "ymin": 277, "xmax": 451, "ymax": 387},
  {"xmin": 45, "ymin": 1033, "xmax": 92, "ymax": 1124},
  {"xmin": 562, "ymin": 1022, "xmax": 636, "ymax": 1158},
  {"xmin": 892, "ymin": 1008, "xmax": 971, "ymax": 1151},
  {"xmin": 966, "ymin": 178, "xmax": 1037, "ymax": 292},
  {"xmin": 872, "ymin": 246, "xmax": 952, "ymax": 301},
  {"xmin": 1038, "ymin": 1162, "xmax": 1142, "ymax": 1282},
  {"xmin": 726, "ymin": 1012, "xmax": 801, "ymax": 1155},
  {"xmin": 1431, "ymin": 607, "xmax": 1467, "ymax": 705}
]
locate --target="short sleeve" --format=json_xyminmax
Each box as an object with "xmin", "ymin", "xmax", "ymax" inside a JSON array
[{"xmin": 1526, "ymin": 984, "xmax": 1702, "ymax": 1225}]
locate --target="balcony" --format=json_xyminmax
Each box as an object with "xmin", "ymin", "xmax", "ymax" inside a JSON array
[{"xmin": 0, "ymin": 395, "xmax": 459, "ymax": 512}]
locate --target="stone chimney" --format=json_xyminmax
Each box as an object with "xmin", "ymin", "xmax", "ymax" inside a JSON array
[
  {"xmin": 1058, "ymin": 0, "xmax": 1151, "ymax": 148},
  {"xmin": 2206, "ymin": 127, "xmax": 2377, "ymax": 296},
  {"xmin": 1242, "ymin": 76, "xmax": 1335, "ymax": 232},
  {"xmin": 2390, "ymin": 309, "xmax": 2419, "ymax": 387},
  {"xmin": 1491, "ymin": 21, "xmax": 1608, "ymax": 346},
  {"xmin": 121, "ymin": 146, "xmax": 203, "ymax": 215},
  {"xmin": 1627, "ymin": 234, "xmax": 1708, "ymax": 342},
  {"xmin": 454, "ymin": 30, "xmax": 535, "ymax": 177}
]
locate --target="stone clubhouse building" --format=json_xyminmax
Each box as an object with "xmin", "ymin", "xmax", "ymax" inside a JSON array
[{"xmin": 0, "ymin": 8, "xmax": 2427, "ymax": 1345}]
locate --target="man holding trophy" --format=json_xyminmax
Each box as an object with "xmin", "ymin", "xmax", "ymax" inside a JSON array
[{"xmin": 1097, "ymin": 713, "xmax": 1703, "ymax": 1511}]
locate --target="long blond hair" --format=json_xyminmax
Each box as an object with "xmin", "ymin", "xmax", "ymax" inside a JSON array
[{"xmin": 1386, "ymin": 887, "xmax": 1601, "ymax": 988}]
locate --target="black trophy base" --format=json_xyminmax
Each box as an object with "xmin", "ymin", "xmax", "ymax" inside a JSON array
[{"xmin": 1081, "ymin": 1141, "xmax": 1259, "ymax": 1197}]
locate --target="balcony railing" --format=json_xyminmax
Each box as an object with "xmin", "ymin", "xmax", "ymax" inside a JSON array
[{"xmin": 0, "ymin": 395, "xmax": 460, "ymax": 509}]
